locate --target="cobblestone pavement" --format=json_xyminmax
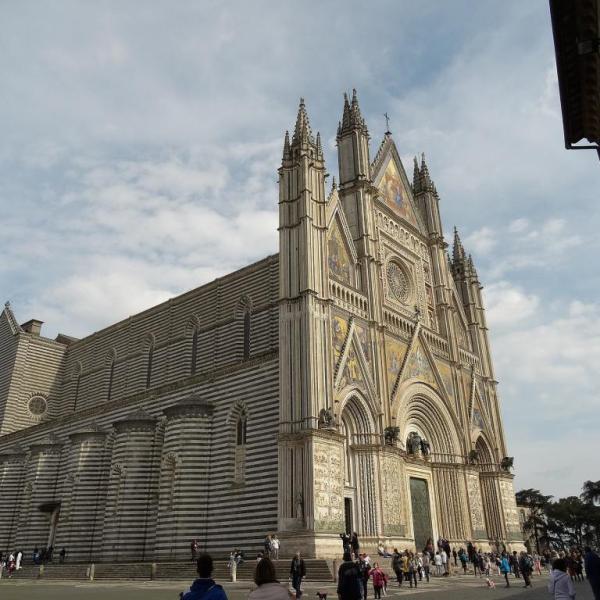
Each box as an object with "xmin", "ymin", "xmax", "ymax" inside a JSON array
[{"xmin": 0, "ymin": 573, "xmax": 595, "ymax": 600}]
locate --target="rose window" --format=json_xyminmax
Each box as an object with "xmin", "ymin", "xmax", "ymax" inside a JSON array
[
  {"xmin": 28, "ymin": 396, "xmax": 48, "ymax": 417},
  {"xmin": 386, "ymin": 261, "xmax": 410, "ymax": 304}
]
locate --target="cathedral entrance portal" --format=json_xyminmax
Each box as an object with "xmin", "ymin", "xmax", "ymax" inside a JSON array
[
  {"xmin": 409, "ymin": 478, "xmax": 433, "ymax": 552},
  {"xmin": 344, "ymin": 497, "xmax": 353, "ymax": 534}
]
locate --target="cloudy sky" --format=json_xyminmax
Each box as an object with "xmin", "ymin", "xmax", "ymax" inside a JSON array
[{"xmin": 1, "ymin": 1, "xmax": 598, "ymax": 499}]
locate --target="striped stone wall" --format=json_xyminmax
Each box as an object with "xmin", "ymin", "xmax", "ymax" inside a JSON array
[{"xmin": 0, "ymin": 352, "xmax": 279, "ymax": 559}]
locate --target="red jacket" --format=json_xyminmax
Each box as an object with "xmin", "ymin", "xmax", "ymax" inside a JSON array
[{"xmin": 370, "ymin": 568, "xmax": 387, "ymax": 587}]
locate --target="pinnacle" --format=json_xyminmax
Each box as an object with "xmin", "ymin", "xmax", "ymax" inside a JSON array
[
  {"xmin": 316, "ymin": 131, "xmax": 323, "ymax": 158},
  {"xmin": 412, "ymin": 156, "xmax": 421, "ymax": 193},
  {"xmin": 453, "ymin": 227, "xmax": 466, "ymax": 262},
  {"xmin": 282, "ymin": 130, "xmax": 291, "ymax": 160},
  {"xmin": 338, "ymin": 88, "xmax": 368, "ymax": 138},
  {"xmin": 292, "ymin": 97, "xmax": 314, "ymax": 146}
]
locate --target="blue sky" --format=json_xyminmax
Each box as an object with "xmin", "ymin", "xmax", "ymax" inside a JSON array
[{"xmin": 1, "ymin": 1, "xmax": 598, "ymax": 499}]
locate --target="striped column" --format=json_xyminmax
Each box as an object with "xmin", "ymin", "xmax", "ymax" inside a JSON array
[
  {"xmin": 54, "ymin": 426, "xmax": 109, "ymax": 562},
  {"xmin": 155, "ymin": 395, "xmax": 214, "ymax": 560},
  {"xmin": 0, "ymin": 445, "xmax": 27, "ymax": 554},
  {"xmin": 16, "ymin": 434, "xmax": 64, "ymax": 552},
  {"xmin": 101, "ymin": 408, "xmax": 159, "ymax": 562}
]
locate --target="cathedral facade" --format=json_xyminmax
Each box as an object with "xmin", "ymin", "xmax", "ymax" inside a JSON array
[{"xmin": 0, "ymin": 92, "xmax": 523, "ymax": 561}]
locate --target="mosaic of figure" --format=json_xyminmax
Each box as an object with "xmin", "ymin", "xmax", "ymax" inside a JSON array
[
  {"xmin": 378, "ymin": 159, "xmax": 418, "ymax": 227},
  {"xmin": 327, "ymin": 222, "xmax": 352, "ymax": 285}
]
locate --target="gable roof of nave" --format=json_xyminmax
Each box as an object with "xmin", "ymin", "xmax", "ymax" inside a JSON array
[{"xmin": 370, "ymin": 134, "xmax": 428, "ymax": 238}]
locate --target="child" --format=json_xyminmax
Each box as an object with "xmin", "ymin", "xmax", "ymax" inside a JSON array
[{"xmin": 369, "ymin": 562, "xmax": 388, "ymax": 600}]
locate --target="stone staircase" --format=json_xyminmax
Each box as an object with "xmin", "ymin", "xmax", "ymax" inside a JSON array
[{"xmin": 3, "ymin": 559, "xmax": 334, "ymax": 582}]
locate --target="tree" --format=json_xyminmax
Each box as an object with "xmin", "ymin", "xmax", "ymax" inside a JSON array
[
  {"xmin": 582, "ymin": 480, "xmax": 600, "ymax": 506},
  {"xmin": 515, "ymin": 488, "xmax": 553, "ymax": 554}
]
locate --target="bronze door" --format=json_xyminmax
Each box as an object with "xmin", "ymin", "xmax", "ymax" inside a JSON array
[{"xmin": 410, "ymin": 477, "xmax": 433, "ymax": 551}]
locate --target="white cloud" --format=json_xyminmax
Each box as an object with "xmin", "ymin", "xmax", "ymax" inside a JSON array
[
  {"xmin": 464, "ymin": 226, "xmax": 496, "ymax": 255},
  {"xmin": 508, "ymin": 218, "xmax": 529, "ymax": 234},
  {"xmin": 484, "ymin": 281, "xmax": 539, "ymax": 327}
]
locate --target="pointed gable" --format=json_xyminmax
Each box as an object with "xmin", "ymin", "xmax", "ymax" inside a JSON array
[
  {"xmin": 402, "ymin": 338, "xmax": 437, "ymax": 389},
  {"xmin": 372, "ymin": 137, "xmax": 426, "ymax": 234}
]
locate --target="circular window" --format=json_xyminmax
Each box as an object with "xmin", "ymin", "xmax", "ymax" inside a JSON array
[
  {"xmin": 28, "ymin": 396, "xmax": 48, "ymax": 417},
  {"xmin": 386, "ymin": 261, "xmax": 411, "ymax": 304}
]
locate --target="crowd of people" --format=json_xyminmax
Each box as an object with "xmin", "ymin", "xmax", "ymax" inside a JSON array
[{"xmin": 0, "ymin": 545, "xmax": 67, "ymax": 576}]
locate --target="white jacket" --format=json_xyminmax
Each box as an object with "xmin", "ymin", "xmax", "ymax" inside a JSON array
[
  {"xmin": 248, "ymin": 582, "xmax": 291, "ymax": 600},
  {"xmin": 547, "ymin": 570, "xmax": 576, "ymax": 600}
]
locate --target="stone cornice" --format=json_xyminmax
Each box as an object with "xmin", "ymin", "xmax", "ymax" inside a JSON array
[{"xmin": 0, "ymin": 351, "xmax": 278, "ymax": 447}]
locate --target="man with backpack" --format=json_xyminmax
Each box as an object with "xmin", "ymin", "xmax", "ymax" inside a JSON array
[
  {"xmin": 518, "ymin": 551, "xmax": 533, "ymax": 588},
  {"xmin": 182, "ymin": 553, "xmax": 228, "ymax": 600},
  {"xmin": 337, "ymin": 552, "xmax": 362, "ymax": 600}
]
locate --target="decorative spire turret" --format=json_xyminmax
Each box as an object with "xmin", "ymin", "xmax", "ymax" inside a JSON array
[
  {"xmin": 412, "ymin": 156, "xmax": 421, "ymax": 194},
  {"xmin": 420, "ymin": 153, "xmax": 434, "ymax": 192},
  {"xmin": 292, "ymin": 98, "xmax": 315, "ymax": 147},
  {"xmin": 282, "ymin": 130, "xmax": 291, "ymax": 161},
  {"xmin": 453, "ymin": 227, "xmax": 466, "ymax": 263},
  {"xmin": 337, "ymin": 88, "xmax": 369, "ymax": 139},
  {"xmin": 316, "ymin": 131, "xmax": 323, "ymax": 160}
]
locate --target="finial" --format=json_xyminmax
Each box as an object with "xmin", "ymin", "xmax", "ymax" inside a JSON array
[
  {"xmin": 316, "ymin": 131, "xmax": 323, "ymax": 157},
  {"xmin": 331, "ymin": 176, "xmax": 337, "ymax": 190},
  {"xmin": 4, "ymin": 301, "xmax": 10, "ymax": 309},
  {"xmin": 339, "ymin": 88, "xmax": 368, "ymax": 138},
  {"xmin": 384, "ymin": 112, "xmax": 391, "ymax": 135}
]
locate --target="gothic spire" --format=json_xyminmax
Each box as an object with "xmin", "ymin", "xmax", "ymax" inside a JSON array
[
  {"xmin": 282, "ymin": 130, "xmax": 291, "ymax": 161},
  {"xmin": 420, "ymin": 153, "xmax": 434, "ymax": 192},
  {"xmin": 316, "ymin": 131, "xmax": 323, "ymax": 159},
  {"xmin": 453, "ymin": 227, "xmax": 466, "ymax": 263},
  {"xmin": 467, "ymin": 254, "xmax": 479, "ymax": 280},
  {"xmin": 337, "ymin": 88, "xmax": 369, "ymax": 139},
  {"xmin": 292, "ymin": 97, "xmax": 315, "ymax": 147},
  {"xmin": 412, "ymin": 156, "xmax": 421, "ymax": 194}
]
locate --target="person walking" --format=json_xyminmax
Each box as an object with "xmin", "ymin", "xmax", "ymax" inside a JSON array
[
  {"xmin": 500, "ymin": 553, "xmax": 511, "ymax": 588},
  {"xmin": 289, "ymin": 551, "xmax": 306, "ymax": 599},
  {"xmin": 584, "ymin": 546, "xmax": 600, "ymax": 600},
  {"xmin": 391, "ymin": 549, "xmax": 402, "ymax": 587},
  {"xmin": 440, "ymin": 548, "xmax": 448, "ymax": 576},
  {"xmin": 369, "ymin": 562, "xmax": 387, "ymax": 600},
  {"xmin": 548, "ymin": 558, "xmax": 576, "ymax": 600},
  {"xmin": 190, "ymin": 540, "xmax": 198, "ymax": 562},
  {"xmin": 337, "ymin": 551, "xmax": 362, "ymax": 600},
  {"xmin": 248, "ymin": 558, "xmax": 289, "ymax": 600},
  {"xmin": 350, "ymin": 533, "xmax": 360, "ymax": 560},
  {"xmin": 519, "ymin": 552, "xmax": 533, "ymax": 588},
  {"xmin": 358, "ymin": 553, "xmax": 371, "ymax": 599},
  {"xmin": 452, "ymin": 548, "xmax": 457, "ymax": 568},
  {"xmin": 15, "ymin": 550, "xmax": 23, "ymax": 571},
  {"xmin": 511, "ymin": 551, "xmax": 521, "ymax": 578},
  {"xmin": 433, "ymin": 551, "xmax": 442, "ymax": 576},
  {"xmin": 182, "ymin": 553, "xmax": 228, "ymax": 600},
  {"xmin": 271, "ymin": 536, "xmax": 280, "ymax": 560},
  {"xmin": 264, "ymin": 535, "xmax": 273, "ymax": 559},
  {"xmin": 459, "ymin": 549, "xmax": 468, "ymax": 574},
  {"xmin": 59, "ymin": 548, "xmax": 66, "ymax": 564},
  {"xmin": 422, "ymin": 551, "xmax": 430, "ymax": 583},
  {"xmin": 407, "ymin": 553, "xmax": 418, "ymax": 589}
]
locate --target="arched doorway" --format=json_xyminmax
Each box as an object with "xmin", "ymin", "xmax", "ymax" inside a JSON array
[
  {"xmin": 394, "ymin": 383, "xmax": 464, "ymax": 548},
  {"xmin": 339, "ymin": 392, "xmax": 379, "ymax": 538}
]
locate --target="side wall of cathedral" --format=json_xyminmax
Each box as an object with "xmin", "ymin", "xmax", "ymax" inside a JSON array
[{"xmin": 0, "ymin": 256, "xmax": 281, "ymax": 559}]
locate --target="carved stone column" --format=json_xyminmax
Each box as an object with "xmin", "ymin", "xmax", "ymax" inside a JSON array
[
  {"xmin": 155, "ymin": 395, "xmax": 214, "ymax": 560},
  {"xmin": 0, "ymin": 445, "xmax": 27, "ymax": 553}
]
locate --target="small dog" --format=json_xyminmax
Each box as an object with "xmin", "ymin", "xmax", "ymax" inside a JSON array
[
  {"xmin": 485, "ymin": 578, "xmax": 496, "ymax": 588},
  {"xmin": 317, "ymin": 593, "xmax": 328, "ymax": 600}
]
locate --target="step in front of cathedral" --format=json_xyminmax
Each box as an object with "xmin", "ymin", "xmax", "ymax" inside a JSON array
[{"xmin": 2, "ymin": 559, "xmax": 335, "ymax": 582}]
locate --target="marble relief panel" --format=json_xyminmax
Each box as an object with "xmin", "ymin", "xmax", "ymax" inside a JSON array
[
  {"xmin": 499, "ymin": 479, "xmax": 522, "ymax": 539},
  {"xmin": 381, "ymin": 453, "xmax": 407, "ymax": 536},
  {"xmin": 313, "ymin": 439, "xmax": 344, "ymax": 532},
  {"xmin": 466, "ymin": 471, "xmax": 487, "ymax": 539}
]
